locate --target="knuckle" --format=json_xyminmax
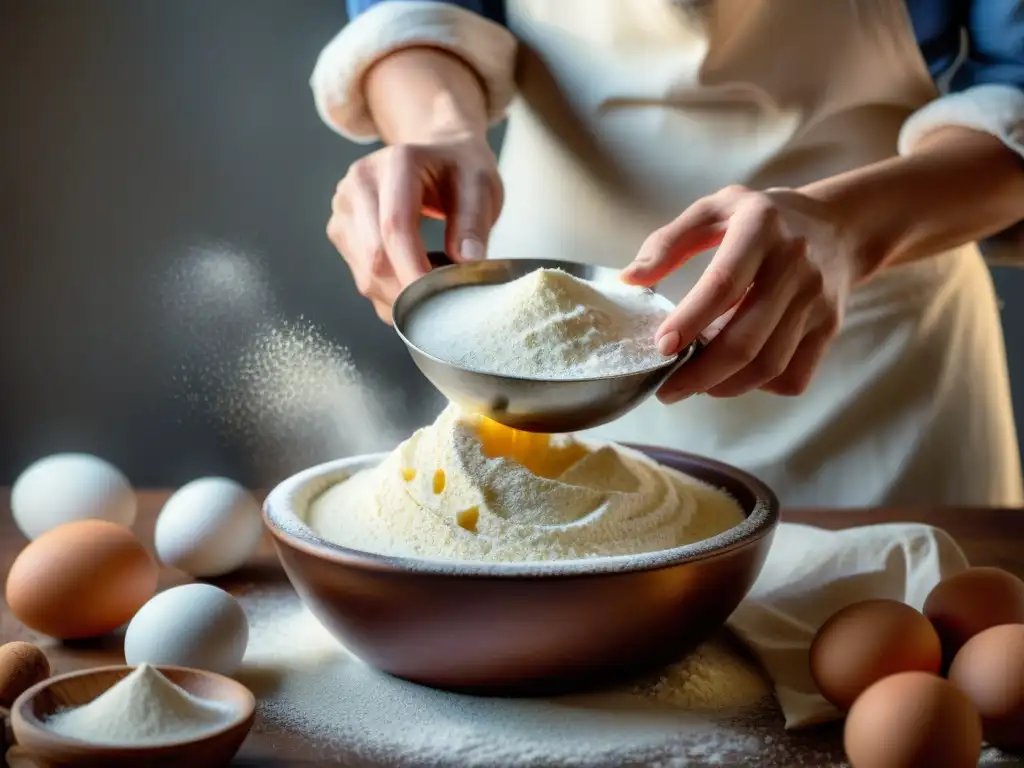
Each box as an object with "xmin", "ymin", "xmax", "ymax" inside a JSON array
[
  {"xmin": 725, "ymin": 332, "xmax": 762, "ymax": 365},
  {"xmin": 745, "ymin": 193, "xmax": 779, "ymax": 224},
  {"xmin": 802, "ymin": 267, "xmax": 825, "ymax": 296},
  {"xmin": 819, "ymin": 313, "xmax": 841, "ymax": 339},
  {"xmin": 702, "ymin": 265, "xmax": 738, "ymax": 304},
  {"xmin": 751, "ymin": 353, "xmax": 787, "ymax": 382},
  {"xmin": 386, "ymin": 143, "xmax": 420, "ymax": 169},
  {"xmin": 379, "ymin": 214, "xmax": 403, "ymax": 244},
  {"xmin": 348, "ymin": 157, "xmax": 376, "ymax": 184},
  {"xmin": 719, "ymin": 184, "xmax": 750, "ymax": 199},
  {"xmin": 366, "ymin": 247, "xmax": 392, "ymax": 279}
]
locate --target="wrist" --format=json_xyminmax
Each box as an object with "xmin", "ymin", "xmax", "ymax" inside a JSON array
[
  {"xmin": 365, "ymin": 47, "xmax": 490, "ymax": 145},
  {"xmin": 796, "ymin": 178, "xmax": 889, "ymax": 285}
]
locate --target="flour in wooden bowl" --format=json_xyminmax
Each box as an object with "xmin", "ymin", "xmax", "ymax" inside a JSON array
[{"xmin": 403, "ymin": 268, "xmax": 673, "ymax": 380}]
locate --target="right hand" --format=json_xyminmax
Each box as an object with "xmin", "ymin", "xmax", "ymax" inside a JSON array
[{"xmin": 327, "ymin": 134, "xmax": 503, "ymax": 323}]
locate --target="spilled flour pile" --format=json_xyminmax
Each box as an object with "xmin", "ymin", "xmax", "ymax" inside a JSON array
[
  {"xmin": 404, "ymin": 268, "xmax": 672, "ymax": 379},
  {"xmin": 238, "ymin": 592, "xmax": 817, "ymax": 768}
]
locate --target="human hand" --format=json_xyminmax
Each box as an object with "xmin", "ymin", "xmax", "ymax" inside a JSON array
[
  {"xmin": 623, "ymin": 185, "xmax": 859, "ymax": 402},
  {"xmin": 327, "ymin": 134, "xmax": 503, "ymax": 323}
]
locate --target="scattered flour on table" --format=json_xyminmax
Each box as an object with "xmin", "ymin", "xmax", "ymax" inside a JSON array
[
  {"xmin": 45, "ymin": 664, "xmax": 234, "ymax": 746},
  {"xmin": 404, "ymin": 268, "xmax": 673, "ymax": 379},
  {"xmin": 239, "ymin": 592, "xmax": 850, "ymax": 767}
]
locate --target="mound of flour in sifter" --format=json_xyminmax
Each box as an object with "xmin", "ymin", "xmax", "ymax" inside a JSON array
[
  {"xmin": 305, "ymin": 405, "xmax": 744, "ymax": 562},
  {"xmin": 403, "ymin": 267, "xmax": 673, "ymax": 379}
]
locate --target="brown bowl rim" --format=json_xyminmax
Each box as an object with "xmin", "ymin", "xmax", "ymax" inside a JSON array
[
  {"xmin": 10, "ymin": 664, "xmax": 256, "ymax": 754},
  {"xmin": 262, "ymin": 443, "xmax": 780, "ymax": 578}
]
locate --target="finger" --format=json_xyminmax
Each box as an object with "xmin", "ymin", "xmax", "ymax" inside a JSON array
[
  {"xmin": 622, "ymin": 185, "xmax": 751, "ymax": 286},
  {"xmin": 701, "ymin": 301, "xmax": 742, "ymax": 343},
  {"xmin": 622, "ymin": 197, "xmax": 727, "ymax": 286},
  {"xmin": 705, "ymin": 298, "xmax": 812, "ymax": 398},
  {"xmin": 656, "ymin": 244, "xmax": 801, "ymax": 401},
  {"xmin": 372, "ymin": 298, "xmax": 394, "ymax": 325},
  {"xmin": 444, "ymin": 168, "xmax": 497, "ymax": 262},
  {"xmin": 341, "ymin": 181, "xmax": 402, "ymax": 295},
  {"xmin": 760, "ymin": 313, "xmax": 838, "ymax": 396},
  {"xmin": 654, "ymin": 197, "xmax": 780, "ymax": 356},
  {"xmin": 378, "ymin": 150, "xmax": 431, "ymax": 285}
]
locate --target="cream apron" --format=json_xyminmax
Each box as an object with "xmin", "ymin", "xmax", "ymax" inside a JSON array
[{"xmin": 486, "ymin": 0, "xmax": 1023, "ymax": 508}]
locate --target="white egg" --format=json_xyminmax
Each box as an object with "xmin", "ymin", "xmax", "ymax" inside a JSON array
[
  {"xmin": 154, "ymin": 477, "xmax": 263, "ymax": 577},
  {"xmin": 11, "ymin": 453, "xmax": 136, "ymax": 540},
  {"xmin": 124, "ymin": 583, "xmax": 248, "ymax": 676}
]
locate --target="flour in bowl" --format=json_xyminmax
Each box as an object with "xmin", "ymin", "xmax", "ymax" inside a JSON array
[
  {"xmin": 305, "ymin": 404, "xmax": 744, "ymax": 562},
  {"xmin": 403, "ymin": 267, "xmax": 673, "ymax": 379}
]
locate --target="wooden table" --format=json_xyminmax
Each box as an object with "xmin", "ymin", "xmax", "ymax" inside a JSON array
[{"xmin": 2, "ymin": 490, "xmax": 1023, "ymax": 766}]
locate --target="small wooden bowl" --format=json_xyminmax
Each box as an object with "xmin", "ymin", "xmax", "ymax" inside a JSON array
[{"xmin": 10, "ymin": 666, "xmax": 254, "ymax": 767}]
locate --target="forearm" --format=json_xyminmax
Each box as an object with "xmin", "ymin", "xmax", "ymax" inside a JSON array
[
  {"xmin": 364, "ymin": 47, "xmax": 489, "ymax": 145},
  {"xmin": 800, "ymin": 127, "xmax": 1024, "ymax": 282}
]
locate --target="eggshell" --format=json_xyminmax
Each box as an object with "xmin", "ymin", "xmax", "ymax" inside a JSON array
[
  {"xmin": 947, "ymin": 623, "xmax": 1024, "ymax": 749},
  {"xmin": 0, "ymin": 642, "xmax": 50, "ymax": 708},
  {"xmin": 5, "ymin": 520, "xmax": 157, "ymax": 639},
  {"xmin": 124, "ymin": 583, "xmax": 248, "ymax": 676},
  {"xmin": 844, "ymin": 671, "xmax": 981, "ymax": 768},
  {"xmin": 11, "ymin": 453, "xmax": 136, "ymax": 540},
  {"xmin": 923, "ymin": 567, "xmax": 1024, "ymax": 667},
  {"xmin": 809, "ymin": 599, "xmax": 941, "ymax": 710},
  {"xmin": 154, "ymin": 477, "xmax": 262, "ymax": 577}
]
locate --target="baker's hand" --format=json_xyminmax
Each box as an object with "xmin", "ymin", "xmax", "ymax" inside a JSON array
[
  {"xmin": 623, "ymin": 185, "xmax": 858, "ymax": 402},
  {"xmin": 327, "ymin": 134, "xmax": 503, "ymax": 323}
]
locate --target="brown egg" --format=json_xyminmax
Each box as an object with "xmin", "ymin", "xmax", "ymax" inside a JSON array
[
  {"xmin": 923, "ymin": 567, "xmax": 1024, "ymax": 667},
  {"xmin": 0, "ymin": 642, "xmax": 49, "ymax": 708},
  {"xmin": 948, "ymin": 623, "xmax": 1024, "ymax": 750},
  {"xmin": 809, "ymin": 599, "xmax": 941, "ymax": 710},
  {"xmin": 5, "ymin": 519, "xmax": 158, "ymax": 639},
  {"xmin": 844, "ymin": 671, "xmax": 982, "ymax": 768}
]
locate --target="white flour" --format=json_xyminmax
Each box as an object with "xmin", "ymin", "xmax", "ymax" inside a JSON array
[
  {"xmin": 306, "ymin": 405, "xmax": 744, "ymax": 562},
  {"xmin": 162, "ymin": 242, "xmax": 409, "ymax": 480},
  {"xmin": 238, "ymin": 592, "xmax": 843, "ymax": 768},
  {"xmin": 45, "ymin": 665, "xmax": 233, "ymax": 746},
  {"xmin": 404, "ymin": 268, "xmax": 672, "ymax": 379}
]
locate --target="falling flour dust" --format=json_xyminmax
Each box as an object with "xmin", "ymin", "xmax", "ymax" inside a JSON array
[{"xmin": 161, "ymin": 243, "xmax": 411, "ymax": 479}]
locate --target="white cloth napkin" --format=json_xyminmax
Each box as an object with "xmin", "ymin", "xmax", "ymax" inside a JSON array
[{"xmin": 726, "ymin": 522, "xmax": 970, "ymax": 729}]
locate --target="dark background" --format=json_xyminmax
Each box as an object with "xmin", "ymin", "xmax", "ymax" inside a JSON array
[{"xmin": 2, "ymin": 0, "xmax": 1023, "ymax": 488}]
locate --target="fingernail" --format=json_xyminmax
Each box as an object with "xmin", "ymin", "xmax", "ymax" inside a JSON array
[
  {"xmin": 461, "ymin": 238, "xmax": 485, "ymax": 261},
  {"xmin": 659, "ymin": 390, "xmax": 694, "ymax": 405},
  {"xmin": 657, "ymin": 331, "xmax": 681, "ymax": 356}
]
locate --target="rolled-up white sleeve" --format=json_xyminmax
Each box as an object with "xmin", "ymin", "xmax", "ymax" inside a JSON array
[
  {"xmin": 898, "ymin": 83, "xmax": 1024, "ymax": 157},
  {"xmin": 898, "ymin": 0, "xmax": 1024, "ymax": 159},
  {"xmin": 310, "ymin": 1, "xmax": 518, "ymax": 143}
]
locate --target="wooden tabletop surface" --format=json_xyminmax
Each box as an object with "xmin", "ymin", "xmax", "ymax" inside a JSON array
[{"xmin": 2, "ymin": 490, "xmax": 1023, "ymax": 766}]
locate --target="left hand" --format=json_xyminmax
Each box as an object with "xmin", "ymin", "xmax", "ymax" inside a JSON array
[{"xmin": 622, "ymin": 185, "xmax": 859, "ymax": 402}]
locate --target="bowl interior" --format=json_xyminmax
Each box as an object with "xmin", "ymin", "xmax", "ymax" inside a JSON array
[
  {"xmin": 392, "ymin": 257, "xmax": 679, "ymax": 381},
  {"xmin": 15, "ymin": 666, "xmax": 254, "ymax": 749},
  {"xmin": 263, "ymin": 444, "xmax": 779, "ymax": 578}
]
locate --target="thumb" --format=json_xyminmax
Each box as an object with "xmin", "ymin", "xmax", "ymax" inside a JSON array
[{"xmin": 444, "ymin": 169, "xmax": 499, "ymax": 262}]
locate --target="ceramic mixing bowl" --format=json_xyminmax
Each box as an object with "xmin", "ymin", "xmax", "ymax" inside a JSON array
[{"xmin": 263, "ymin": 445, "xmax": 779, "ymax": 695}]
